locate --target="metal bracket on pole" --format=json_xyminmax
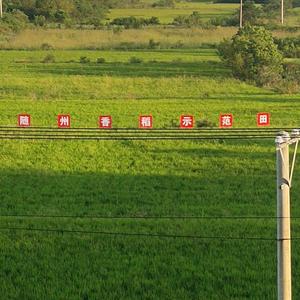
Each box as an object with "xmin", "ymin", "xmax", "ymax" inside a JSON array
[{"xmin": 289, "ymin": 129, "xmax": 300, "ymax": 187}]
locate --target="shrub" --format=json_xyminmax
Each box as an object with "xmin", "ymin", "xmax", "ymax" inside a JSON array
[
  {"xmin": 42, "ymin": 54, "xmax": 55, "ymax": 63},
  {"xmin": 129, "ymin": 57, "xmax": 143, "ymax": 64},
  {"xmin": 112, "ymin": 26, "xmax": 123, "ymax": 34},
  {"xmin": 110, "ymin": 16, "xmax": 159, "ymax": 29},
  {"xmin": 197, "ymin": 119, "xmax": 216, "ymax": 128},
  {"xmin": 148, "ymin": 39, "xmax": 160, "ymax": 49},
  {"xmin": 172, "ymin": 11, "xmax": 204, "ymax": 27},
  {"xmin": 274, "ymin": 37, "xmax": 300, "ymax": 58},
  {"xmin": 218, "ymin": 25, "xmax": 283, "ymax": 87},
  {"xmin": 1, "ymin": 10, "xmax": 29, "ymax": 32},
  {"xmin": 96, "ymin": 57, "xmax": 106, "ymax": 64},
  {"xmin": 40, "ymin": 43, "xmax": 54, "ymax": 50},
  {"xmin": 276, "ymin": 64, "xmax": 300, "ymax": 93},
  {"xmin": 152, "ymin": 0, "xmax": 175, "ymax": 7},
  {"xmin": 34, "ymin": 15, "xmax": 46, "ymax": 27},
  {"xmin": 79, "ymin": 56, "xmax": 90, "ymax": 64}
]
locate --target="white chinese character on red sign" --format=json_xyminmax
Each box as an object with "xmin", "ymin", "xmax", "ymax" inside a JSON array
[
  {"xmin": 180, "ymin": 115, "xmax": 194, "ymax": 129},
  {"xmin": 99, "ymin": 116, "xmax": 112, "ymax": 129},
  {"xmin": 139, "ymin": 116, "xmax": 153, "ymax": 129},
  {"xmin": 18, "ymin": 114, "xmax": 31, "ymax": 127},
  {"xmin": 220, "ymin": 114, "xmax": 233, "ymax": 128},
  {"xmin": 257, "ymin": 113, "xmax": 270, "ymax": 126},
  {"xmin": 58, "ymin": 115, "xmax": 70, "ymax": 128}
]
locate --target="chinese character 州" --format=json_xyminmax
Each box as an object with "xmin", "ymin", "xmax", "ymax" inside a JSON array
[
  {"xmin": 219, "ymin": 114, "xmax": 233, "ymax": 128},
  {"xmin": 99, "ymin": 116, "xmax": 112, "ymax": 129},
  {"xmin": 180, "ymin": 115, "xmax": 194, "ymax": 129},
  {"xmin": 58, "ymin": 115, "xmax": 71, "ymax": 128},
  {"xmin": 139, "ymin": 116, "xmax": 153, "ymax": 129},
  {"xmin": 18, "ymin": 114, "xmax": 31, "ymax": 127},
  {"xmin": 257, "ymin": 113, "xmax": 270, "ymax": 126}
]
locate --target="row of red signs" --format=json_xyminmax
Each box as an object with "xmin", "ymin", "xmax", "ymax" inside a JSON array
[{"xmin": 16, "ymin": 113, "xmax": 271, "ymax": 129}]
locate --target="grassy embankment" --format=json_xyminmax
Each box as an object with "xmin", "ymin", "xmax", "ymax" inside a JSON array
[{"xmin": 1, "ymin": 27, "xmax": 299, "ymax": 50}]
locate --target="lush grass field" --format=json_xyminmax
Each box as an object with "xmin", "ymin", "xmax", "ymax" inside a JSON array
[
  {"xmin": 1, "ymin": 48, "xmax": 300, "ymax": 299},
  {"xmin": 107, "ymin": 0, "xmax": 300, "ymax": 26},
  {"xmin": 108, "ymin": 3, "xmax": 239, "ymax": 24}
]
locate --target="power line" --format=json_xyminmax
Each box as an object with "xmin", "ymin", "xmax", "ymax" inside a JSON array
[
  {"xmin": 0, "ymin": 226, "xmax": 279, "ymax": 241},
  {"xmin": 0, "ymin": 126, "xmax": 287, "ymax": 141},
  {"xmin": 1, "ymin": 214, "xmax": 300, "ymax": 220},
  {"xmin": 0, "ymin": 126, "xmax": 294, "ymax": 131},
  {"xmin": 0, "ymin": 135, "xmax": 276, "ymax": 141}
]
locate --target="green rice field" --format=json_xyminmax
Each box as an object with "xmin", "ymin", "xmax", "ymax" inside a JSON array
[{"xmin": 1, "ymin": 48, "xmax": 300, "ymax": 299}]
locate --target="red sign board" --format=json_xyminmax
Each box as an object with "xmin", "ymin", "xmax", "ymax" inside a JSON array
[
  {"xmin": 99, "ymin": 116, "xmax": 112, "ymax": 129},
  {"xmin": 139, "ymin": 115, "xmax": 153, "ymax": 129},
  {"xmin": 219, "ymin": 114, "xmax": 233, "ymax": 128},
  {"xmin": 180, "ymin": 115, "xmax": 194, "ymax": 129},
  {"xmin": 18, "ymin": 114, "xmax": 31, "ymax": 127},
  {"xmin": 257, "ymin": 113, "xmax": 270, "ymax": 126},
  {"xmin": 58, "ymin": 114, "xmax": 71, "ymax": 128}
]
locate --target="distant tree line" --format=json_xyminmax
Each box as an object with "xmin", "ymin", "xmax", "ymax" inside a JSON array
[{"xmin": 1, "ymin": 0, "xmax": 146, "ymax": 26}]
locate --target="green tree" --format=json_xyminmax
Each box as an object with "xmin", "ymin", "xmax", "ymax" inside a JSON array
[
  {"xmin": 218, "ymin": 25, "xmax": 284, "ymax": 86},
  {"xmin": 242, "ymin": 0, "xmax": 262, "ymax": 25},
  {"xmin": 263, "ymin": 0, "xmax": 293, "ymax": 16}
]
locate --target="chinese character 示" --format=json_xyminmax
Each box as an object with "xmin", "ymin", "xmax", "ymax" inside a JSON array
[
  {"xmin": 219, "ymin": 114, "xmax": 233, "ymax": 128},
  {"xmin": 257, "ymin": 113, "xmax": 270, "ymax": 126},
  {"xmin": 58, "ymin": 115, "xmax": 71, "ymax": 128},
  {"xmin": 18, "ymin": 114, "xmax": 31, "ymax": 127},
  {"xmin": 180, "ymin": 115, "xmax": 194, "ymax": 129},
  {"xmin": 99, "ymin": 116, "xmax": 112, "ymax": 129},
  {"xmin": 139, "ymin": 116, "xmax": 153, "ymax": 129}
]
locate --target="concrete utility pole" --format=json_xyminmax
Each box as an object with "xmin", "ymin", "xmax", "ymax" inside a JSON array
[
  {"xmin": 276, "ymin": 129, "xmax": 300, "ymax": 300},
  {"xmin": 281, "ymin": 0, "xmax": 284, "ymax": 24},
  {"xmin": 0, "ymin": 0, "xmax": 3, "ymax": 18},
  {"xmin": 239, "ymin": 0, "xmax": 243, "ymax": 28},
  {"xmin": 276, "ymin": 131, "xmax": 292, "ymax": 300}
]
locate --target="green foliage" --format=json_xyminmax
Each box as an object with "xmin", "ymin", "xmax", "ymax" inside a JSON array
[
  {"xmin": 152, "ymin": 0, "xmax": 176, "ymax": 8},
  {"xmin": 274, "ymin": 37, "xmax": 300, "ymax": 58},
  {"xmin": 264, "ymin": 0, "xmax": 293, "ymax": 15},
  {"xmin": 173, "ymin": 11, "xmax": 204, "ymax": 26},
  {"xmin": 210, "ymin": 1, "xmax": 262, "ymax": 27},
  {"xmin": 34, "ymin": 15, "xmax": 46, "ymax": 27},
  {"xmin": 3, "ymin": 0, "xmax": 109, "ymax": 25},
  {"xmin": 42, "ymin": 54, "xmax": 56, "ymax": 63},
  {"xmin": 129, "ymin": 56, "xmax": 143, "ymax": 63},
  {"xmin": 96, "ymin": 57, "xmax": 106, "ymax": 63},
  {"xmin": 110, "ymin": 16, "xmax": 160, "ymax": 29},
  {"xmin": 40, "ymin": 43, "xmax": 54, "ymax": 50},
  {"xmin": 79, "ymin": 56, "xmax": 90, "ymax": 63},
  {"xmin": 218, "ymin": 25, "xmax": 284, "ymax": 86},
  {"xmin": 242, "ymin": 1, "xmax": 262, "ymax": 25},
  {"xmin": 0, "ymin": 10, "xmax": 29, "ymax": 33},
  {"xmin": 148, "ymin": 39, "xmax": 160, "ymax": 49}
]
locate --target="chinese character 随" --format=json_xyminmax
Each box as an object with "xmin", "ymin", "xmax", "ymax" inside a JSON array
[{"xmin": 18, "ymin": 114, "xmax": 31, "ymax": 127}]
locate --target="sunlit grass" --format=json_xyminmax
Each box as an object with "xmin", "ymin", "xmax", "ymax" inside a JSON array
[{"xmin": 1, "ymin": 48, "xmax": 300, "ymax": 299}]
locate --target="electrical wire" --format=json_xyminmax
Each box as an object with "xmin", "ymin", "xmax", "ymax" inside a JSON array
[
  {"xmin": 0, "ymin": 226, "xmax": 279, "ymax": 241},
  {"xmin": 0, "ymin": 214, "xmax": 299, "ymax": 220}
]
